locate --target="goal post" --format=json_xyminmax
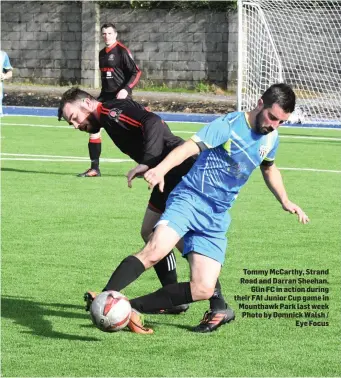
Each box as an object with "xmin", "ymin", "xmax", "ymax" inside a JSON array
[{"xmin": 237, "ymin": 0, "xmax": 341, "ymax": 126}]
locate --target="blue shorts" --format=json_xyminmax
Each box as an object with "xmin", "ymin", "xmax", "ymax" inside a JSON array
[{"xmin": 156, "ymin": 188, "xmax": 231, "ymax": 265}]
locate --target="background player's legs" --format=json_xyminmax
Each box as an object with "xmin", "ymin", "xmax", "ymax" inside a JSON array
[{"xmin": 78, "ymin": 131, "xmax": 102, "ymax": 177}]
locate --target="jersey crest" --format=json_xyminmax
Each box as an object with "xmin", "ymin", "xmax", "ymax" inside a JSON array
[
  {"xmin": 259, "ymin": 145, "xmax": 269, "ymax": 159},
  {"xmin": 109, "ymin": 108, "xmax": 122, "ymax": 122},
  {"xmin": 108, "ymin": 54, "xmax": 115, "ymax": 61}
]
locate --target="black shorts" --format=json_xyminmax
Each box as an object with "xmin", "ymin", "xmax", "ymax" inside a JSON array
[{"xmin": 148, "ymin": 156, "xmax": 195, "ymax": 213}]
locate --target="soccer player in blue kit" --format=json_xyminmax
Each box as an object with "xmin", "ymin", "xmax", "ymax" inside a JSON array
[{"xmin": 96, "ymin": 83, "xmax": 310, "ymax": 334}]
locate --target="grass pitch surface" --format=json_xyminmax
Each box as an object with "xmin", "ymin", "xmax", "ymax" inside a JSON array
[{"xmin": 1, "ymin": 116, "xmax": 341, "ymax": 377}]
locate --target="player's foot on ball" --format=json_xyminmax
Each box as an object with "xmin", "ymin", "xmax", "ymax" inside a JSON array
[
  {"xmin": 158, "ymin": 303, "xmax": 189, "ymax": 315},
  {"xmin": 127, "ymin": 309, "xmax": 154, "ymax": 334},
  {"xmin": 77, "ymin": 168, "xmax": 101, "ymax": 177},
  {"xmin": 192, "ymin": 304, "xmax": 235, "ymax": 333},
  {"xmin": 84, "ymin": 291, "xmax": 97, "ymax": 312}
]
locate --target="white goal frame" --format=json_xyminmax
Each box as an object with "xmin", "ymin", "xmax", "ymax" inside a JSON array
[{"xmin": 237, "ymin": 0, "xmax": 341, "ymax": 126}]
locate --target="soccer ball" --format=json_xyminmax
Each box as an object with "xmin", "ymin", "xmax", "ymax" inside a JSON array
[{"xmin": 90, "ymin": 290, "xmax": 132, "ymax": 332}]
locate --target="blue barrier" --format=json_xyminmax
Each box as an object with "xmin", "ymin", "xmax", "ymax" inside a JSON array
[{"xmin": 3, "ymin": 105, "xmax": 341, "ymax": 128}]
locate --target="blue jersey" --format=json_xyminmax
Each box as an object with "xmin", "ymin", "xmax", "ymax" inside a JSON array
[
  {"xmin": 0, "ymin": 51, "xmax": 12, "ymax": 95},
  {"xmin": 180, "ymin": 111, "xmax": 279, "ymax": 212},
  {"xmin": 1, "ymin": 51, "xmax": 12, "ymax": 73}
]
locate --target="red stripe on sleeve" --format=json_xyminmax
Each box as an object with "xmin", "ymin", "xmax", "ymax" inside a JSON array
[
  {"xmin": 128, "ymin": 69, "xmax": 142, "ymax": 89},
  {"xmin": 97, "ymin": 103, "xmax": 110, "ymax": 115},
  {"xmin": 119, "ymin": 114, "xmax": 142, "ymax": 127}
]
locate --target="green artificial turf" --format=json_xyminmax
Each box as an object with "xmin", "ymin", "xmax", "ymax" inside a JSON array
[{"xmin": 1, "ymin": 116, "xmax": 340, "ymax": 377}]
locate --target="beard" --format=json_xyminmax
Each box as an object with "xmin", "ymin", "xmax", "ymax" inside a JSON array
[
  {"xmin": 254, "ymin": 111, "xmax": 274, "ymax": 135},
  {"xmin": 78, "ymin": 113, "xmax": 101, "ymax": 133}
]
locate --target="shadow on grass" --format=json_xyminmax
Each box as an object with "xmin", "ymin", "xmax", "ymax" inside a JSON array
[
  {"xmin": 2, "ymin": 296, "xmax": 100, "ymax": 341},
  {"xmin": 1, "ymin": 167, "xmax": 126, "ymax": 177},
  {"xmin": 1, "ymin": 167, "xmax": 73, "ymax": 176},
  {"xmin": 145, "ymin": 317, "xmax": 194, "ymax": 331}
]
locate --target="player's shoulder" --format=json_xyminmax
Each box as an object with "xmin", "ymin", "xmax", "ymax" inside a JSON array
[
  {"xmin": 116, "ymin": 41, "xmax": 131, "ymax": 53},
  {"xmin": 223, "ymin": 111, "xmax": 244, "ymax": 124},
  {"xmin": 212, "ymin": 111, "xmax": 244, "ymax": 130}
]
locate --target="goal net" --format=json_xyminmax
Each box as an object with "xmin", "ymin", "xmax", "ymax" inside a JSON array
[{"xmin": 237, "ymin": 0, "xmax": 341, "ymax": 125}]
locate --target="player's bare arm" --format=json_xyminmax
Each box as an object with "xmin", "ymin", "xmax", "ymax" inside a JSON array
[
  {"xmin": 260, "ymin": 164, "xmax": 309, "ymax": 224},
  {"xmin": 116, "ymin": 89, "xmax": 129, "ymax": 99},
  {"xmin": 144, "ymin": 139, "xmax": 200, "ymax": 192},
  {"xmin": 127, "ymin": 164, "xmax": 149, "ymax": 188}
]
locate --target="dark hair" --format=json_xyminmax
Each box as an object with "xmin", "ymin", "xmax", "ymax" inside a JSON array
[
  {"xmin": 261, "ymin": 83, "xmax": 296, "ymax": 113},
  {"xmin": 58, "ymin": 87, "xmax": 96, "ymax": 121},
  {"xmin": 101, "ymin": 23, "xmax": 117, "ymax": 32}
]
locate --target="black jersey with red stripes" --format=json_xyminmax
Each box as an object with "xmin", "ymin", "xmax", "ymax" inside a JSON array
[
  {"xmin": 96, "ymin": 99, "xmax": 185, "ymax": 168},
  {"xmin": 99, "ymin": 41, "xmax": 141, "ymax": 96}
]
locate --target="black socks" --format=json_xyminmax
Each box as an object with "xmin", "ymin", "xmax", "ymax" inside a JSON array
[
  {"xmin": 88, "ymin": 142, "xmax": 101, "ymax": 170},
  {"xmin": 103, "ymin": 255, "xmax": 145, "ymax": 292},
  {"xmin": 209, "ymin": 279, "xmax": 227, "ymax": 311},
  {"xmin": 130, "ymin": 282, "xmax": 193, "ymax": 313},
  {"xmin": 153, "ymin": 251, "xmax": 177, "ymax": 286}
]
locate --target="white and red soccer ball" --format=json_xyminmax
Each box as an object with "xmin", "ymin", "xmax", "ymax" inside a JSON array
[{"xmin": 90, "ymin": 291, "xmax": 131, "ymax": 332}]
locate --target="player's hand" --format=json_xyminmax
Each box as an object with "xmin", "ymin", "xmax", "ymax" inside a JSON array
[
  {"xmin": 282, "ymin": 200, "xmax": 310, "ymax": 224},
  {"xmin": 126, "ymin": 164, "xmax": 149, "ymax": 188},
  {"xmin": 144, "ymin": 169, "xmax": 165, "ymax": 192},
  {"xmin": 116, "ymin": 89, "xmax": 129, "ymax": 99}
]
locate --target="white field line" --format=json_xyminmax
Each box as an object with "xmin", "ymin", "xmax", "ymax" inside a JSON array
[
  {"xmin": 1, "ymin": 153, "xmax": 341, "ymax": 173},
  {"xmin": 1, "ymin": 153, "xmax": 131, "ymax": 163},
  {"xmin": 1, "ymin": 122, "xmax": 341, "ymax": 141},
  {"xmin": 1, "ymin": 122, "xmax": 69, "ymax": 128},
  {"xmin": 2, "ymin": 116, "xmax": 341, "ymax": 129},
  {"xmin": 279, "ymin": 168, "xmax": 341, "ymax": 174},
  {"xmin": 167, "ymin": 132, "xmax": 341, "ymax": 141}
]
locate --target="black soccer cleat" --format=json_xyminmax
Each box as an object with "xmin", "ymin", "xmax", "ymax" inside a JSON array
[
  {"xmin": 159, "ymin": 303, "xmax": 190, "ymax": 315},
  {"xmin": 192, "ymin": 304, "xmax": 235, "ymax": 333},
  {"xmin": 143, "ymin": 303, "xmax": 190, "ymax": 315},
  {"xmin": 84, "ymin": 291, "xmax": 96, "ymax": 312},
  {"xmin": 77, "ymin": 168, "xmax": 101, "ymax": 177}
]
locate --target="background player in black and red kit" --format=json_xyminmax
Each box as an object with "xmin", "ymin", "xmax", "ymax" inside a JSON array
[
  {"xmin": 58, "ymin": 88, "xmax": 232, "ymax": 332},
  {"xmin": 79, "ymin": 23, "xmax": 141, "ymax": 178}
]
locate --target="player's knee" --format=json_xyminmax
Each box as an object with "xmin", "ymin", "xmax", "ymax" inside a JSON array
[
  {"xmin": 136, "ymin": 239, "xmax": 163, "ymax": 268},
  {"xmin": 191, "ymin": 282, "xmax": 215, "ymax": 301}
]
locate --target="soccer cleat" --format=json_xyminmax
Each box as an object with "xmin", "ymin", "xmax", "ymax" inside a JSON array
[
  {"xmin": 77, "ymin": 168, "xmax": 101, "ymax": 177},
  {"xmin": 142, "ymin": 303, "xmax": 189, "ymax": 315},
  {"xmin": 192, "ymin": 304, "xmax": 235, "ymax": 333},
  {"xmin": 84, "ymin": 291, "xmax": 97, "ymax": 312},
  {"xmin": 127, "ymin": 309, "xmax": 154, "ymax": 334},
  {"xmin": 157, "ymin": 303, "xmax": 190, "ymax": 315}
]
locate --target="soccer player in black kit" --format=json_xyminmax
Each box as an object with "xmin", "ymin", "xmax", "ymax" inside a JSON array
[
  {"xmin": 58, "ymin": 87, "xmax": 234, "ymax": 333},
  {"xmin": 78, "ymin": 23, "xmax": 141, "ymax": 178}
]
